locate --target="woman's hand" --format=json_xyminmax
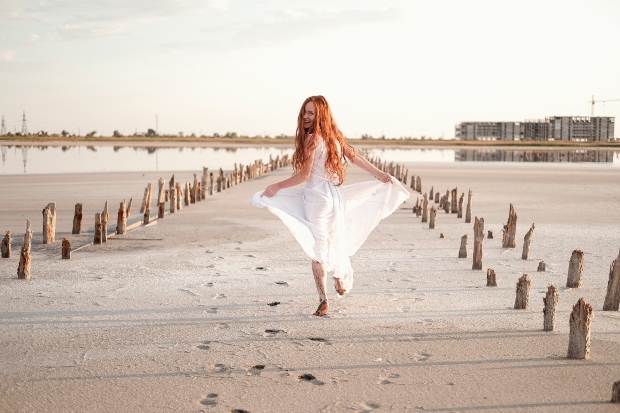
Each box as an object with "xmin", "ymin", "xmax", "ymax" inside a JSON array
[
  {"xmin": 261, "ymin": 183, "xmax": 280, "ymax": 197},
  {"xmin": 375, "ymin": 171, "xmax": 394, "ymax": 184}
]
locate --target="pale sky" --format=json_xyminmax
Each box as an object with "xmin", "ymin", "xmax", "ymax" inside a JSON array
[{"xmin": 1, "ymin": 0, "xmax": 619, "ymax": 138}]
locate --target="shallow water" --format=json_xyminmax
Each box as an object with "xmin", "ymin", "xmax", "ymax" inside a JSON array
[{"xmin": 1, "ymin": 144, "xmax": 618, "ymax": 175}]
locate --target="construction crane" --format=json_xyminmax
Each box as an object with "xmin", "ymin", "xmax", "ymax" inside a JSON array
[{"xmin": 590, "ymin": 95, "xmax": 620, "ymax": 117}]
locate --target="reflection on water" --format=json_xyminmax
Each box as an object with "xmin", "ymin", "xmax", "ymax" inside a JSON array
[
  {"xmin": 455, "ymin": 149, "xmax": 618, "ymax": 163},
  {"xmin": 1, "ymin": 144, "xmax": 618, "ymax": 175}
]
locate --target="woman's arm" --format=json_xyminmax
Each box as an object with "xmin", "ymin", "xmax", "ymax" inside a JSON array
[
  {"xmin": 261, "ymin": 140, "xmax": 316, "ymax": 197},
  {"xmin": 343, "ymin": 146, "xmax": 393, "ymax": 184}
]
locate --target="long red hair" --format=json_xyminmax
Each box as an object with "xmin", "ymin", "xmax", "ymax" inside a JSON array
[{"xmin": 292, "ymin": 95, "xmax": 355, "ymax": 186}]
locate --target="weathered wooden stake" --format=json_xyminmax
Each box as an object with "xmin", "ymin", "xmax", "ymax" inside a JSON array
[
  {"xmin": 140, "ymin": 185, "xmax": 149, "ymax": 213},
  {"xmin": 487, "ymin": 230, "xmax": 493, "ymax": 239},
  {"xmin": 415, "ymin": 176, "xmax": 421, "ymax": 193},
  {"xmin": 457, "ymin": 193, "xmax": 464, "ymax": 218},
  {"xmin": 465, "ymin": 189, "xmax": 473, "ymax": 224},
  {"xmin": 170, "ymin": 183, "xmax": 177, "ymax": 213},
  {"xmin": 209, "ymin": 173, "xmax": 215, "ymax": 195},
  {"xmin": 61, "ymin": 237, "xmax": 71, "ymax": 259},
  {"xmin": 458, "ymin": 234, "xmax": 468, "ymax": 258},
  {"xmin": 522, "ymin": 223, "xmax": 535, "ymax": 260},
  {"xmin": 1, "ymin": 230, "xmax": 11, "ymax": 258},
  {"xmin": 94, "ymin": 212, "xmax": 102, "ymax": 244},
  {"xmin": 421, "ymin": 193, "xmax": 429, "ymax": 223},
  {"xmin": 42, "ymin": 202, "xmax": 56, "ymax": 244},
  {"xmin": 502, "ymin": 203, "xmax": 517, "ymax": 248},
  {"xmin": 72, "ymin": 203, "xmax": 83, "ymax": 234},
  {"xmin": 157, "ymin": 178, "xmax": 165, "ymax": 219},
  {"xmin": 603, "ymin": 249, "xmax": 620, "ymax": 311},
  {"xmin": 116, "ymin": 200, "xmax": 127, "ymax": 234},
  {"xmin": 143, "ymin": 202, "xmax": 150, "ymax": 225},
  {"xmin": 567, "ymin": 297, "xmax": 592, "ymax": 359},
  {"xmin": 17, "ymin": 220, "xmax": 32, "ymax": 279},
  {"xmin": 514, "ymin": 274, "xmax": 531, "ymax": 310},
  {"xmin": 184, "ymin": 182, "xmax": 191, "ymax": 206},
  {"xmin": 538, "ymin": 261, "xmax": 546, "ymax": 272},
  {"xmin": 450, "ymin": 188, "xmax": 458, "ymax": 214},
  {"xmin": 612, "ymin": 381, "xmax": 620, "ymax": 403},
  {"xmin": 126, "ymin": 197, "xmax": 133, "ymax": 220},
  {"xmin": 101, "ymin": 201, "xmax": 109, "ymax": 242},
  {"xmin": 472, "ymin": 217, "xmax": 484, "ymax": 270},
  {"xmin": 543, "ymin": 285, "xmax": 559, "ymax": 331},
  {"xmin": 486, "ymin": 269, "xmax": 497, "ymax": 287},
  {"xmin": 567, "ymin": 249, "xmax": 585, "ymax": 288},
  {"xmin": 192, "ymin": 173, "xmax": 199, "ymax": 203},
  {"xmin": 176, "ymin": 182, "xmax": 183, "ymax": 211},
  {"xmin": 429, "ymin": 206, "xmax": 437, "ymax": 229},
  {"xmin": 201, "ymin": 167, "xmax": 209, "ymax": 200},
  {"xmin": 443, "ymin": 189, "xmax": 450, "ymax": 213},
  {"xmin": 429, "ymin": 186, "xmax": 434, "ymax": 201},
  {"xmin": 434, "ymin": 192, "xmax": 440, "ymax": 204}
]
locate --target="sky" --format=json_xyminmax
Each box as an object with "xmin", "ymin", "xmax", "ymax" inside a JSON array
[{"xmin": 1, "ymin": 0, "xmax": 619, "ymax": 139}]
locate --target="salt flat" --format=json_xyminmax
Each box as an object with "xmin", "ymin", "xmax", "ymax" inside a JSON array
[{"xmin": 1, "ymin": 159, "xmax": 619, "ymax": 413}]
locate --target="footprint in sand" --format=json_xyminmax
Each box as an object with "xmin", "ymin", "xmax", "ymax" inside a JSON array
[
  {"xmin": 203, "ymin": 307, "xmax": 218, "ymax": 314},
  {"xmin": 245, "ymin": 254, "xmax": 256, "ymax": 258},
  {"xmin": 414, "ymin": 352, "xmax": 431, "ymax": 362},
  {"xmin": 179, "ymin": 288, "xmax": 199, "ymax": 296},
  {"xmin": 214, "ymin": 293, "xmax": 226, "ymax": 299},
  {"xmin": 298, "ymin": 373, "xmax": 325, "ymax": 386},
  {"xmin": 246, "ymin": 364, "xmax": 265, "ymax": 376},
  {"xmin": 210, "ymin": 364, "xmax": 230, "ymax": 373},
  {"xmin": 199, "ymin": 393, "xmax": 218, "ymax": 406},
  {"xmin": 378, "ymin": 373, "xmax": 400, "ymax": 385},
  {"xmin": 214, "ymin": 323, "xmax": 228, "ymax": 330},
  {"xmin": 230, "ymin": 410, "xmax": 250, "ymax": 413},
  {"xmin": 196, "ymin": 341, "xmax": 211, "ymax": 350},
  {"xmin": 264, "ymin": 329, "xmax": 286, "ymax": 337},
  {"xmin": 267, "ymin": 301, "xmax": 280, "ymax": 307},
  {"xmin": 357, "ymin": 401, "xmax": 381, "ymax": 411},
  {"xmin": 255, "ymin": 266, "xmax": 269, "ymax": 271},
  {"xmin": 204, "ymin": 282, "xmax": 214, "ymax": 287},
  {"xmin": 308, "ymin": 337, "xmax": 328, "ymax": 343},
  {"xmin": 275, "ymin": 281, "xmax": 289, "ymax": 286}
]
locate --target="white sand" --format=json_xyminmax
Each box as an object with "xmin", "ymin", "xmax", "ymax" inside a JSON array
[{"xmin": 1, "ymin": 159, "xmax": 619, "ymax": 413}]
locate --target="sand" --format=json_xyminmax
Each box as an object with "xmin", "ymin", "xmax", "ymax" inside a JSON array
[{"xmin": 1, "ymin": 159, "xmax": 619, "ymax": 413}]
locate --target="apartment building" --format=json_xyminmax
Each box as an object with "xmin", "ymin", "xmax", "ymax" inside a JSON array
[{"xmin": 456, "ymin": 116, "xmax": 615, "ymax": 141}]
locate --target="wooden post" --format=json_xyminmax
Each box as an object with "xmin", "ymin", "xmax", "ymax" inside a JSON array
[
  {"xmin": 486, "ymin": 269, "xmax": 497, "ymax": 287},
  {"xmin": 612, "ymin": 381, "xmax": 620, "ymax": 403},
  {"xmin": 458, "ymin": 234, "xmax": 468, "ymax": 258},
  {"xmin": 209, "ymin": 172, "xmax": 215, "ymax": 195},
  {"xmin": 157, "ymin": 178, "xmax": 165, "ymax": 219},
  {"xmin": 143, "ymin": 202, "xmax": 150, "ymax": 225},
  {"xmin": 201, "ymin": 167, "xmax": 209, "ymax": 200},
  {"xmin": 429, "ymin": 206, "xmax": 437, "ymax": 229},
  {"xmin": 414, "ymin": 198, "xmax": 420, "ymax": 216},
  {"xmin": 465, "ymin": 189, "xmax": 473, "ymax": 224},
  {"xmin": 192, "ymin": 173, "xmax": 199, "ymax": 203},
  {"xmin": 421, "ymin": 193, "xmax": 429, "ymax": 223},
  {"xmin": 219, "ymin": 168, "xmax": 224, "ymax": 192},
  {"xmin": 184, "ymin": 182, "xmax": 191, "ymax": 206},
  {"xmin": 170, "ymin": 183, "xmax": 177, "ymax": 213},
  {"xmin": 126, "ymin": 197, "xmax": 133, "ymax": 220},
  {"xmin": 514, "ymin": 274, "xmax": 531, "ymax": 310},
  {"xmin": 175, "ymin": 182, "xmax": 182, "ymax": 211},
  {"xmin": 429, "ymin": 186, "xmax": 434, "ymax": 202},
  {"xmin": 116, "ymin": 200, "xmax": 127, "ymax": 234},
  {"xmin": 168, "ymin": 174, "xmax": 175, "ymax": 201},
  {"xmin": 61, "ymin": 237, "xmax": 71, "ymax": 259},
  {"xmin": 567, "ymin": 249, "xmax": 585, "ymax": 288},
  {"xmin": 543, "ymin": 285, "xmax": 559, "ymax": 331},
  {"xmin": 17, "ymin": 220, "xmax": 32, "ymax": 279},
  {"xmin": 140, "ymin": 185, "xmax": 149, "ymax": 213},
  {"xmin": 450, "ymin": 188, "xmax": 458, "ymax": 213},
  {"xmin": 94, "ymin": 213, "xmax": 102, "ymax": 244},
  {"xmin": 603, "ymin": 249, "xmax": 620, "ymax": 311},
  {"xmin": 101, "ymin": 201, "xmax": 109, "ymax": 242},
  {"xmin": 457, "ymin": 193, "xmax": 464, "ymax": 218},
  {"xmin": 143, "ymin": 183, "xmax": 152, "ymax": 215},
  {"xmin": 522, "ymin": 223, "xmax": 535, "ymax": 260},
  {"xmin": 472, "ymin": 217, "xmax": 484, "ymax": 270},
  {"xmin": 443, "ymin": 189, "xmax": 450, "ymax": 213},
  {"xmin": 567, "ymin": 297, "xmax": 592, "ymax": 359},
  {"xmin": 538, "ymin": 261, "xmax": 546, "ymax": 272},
  {"xmin": 487, "ymin": 230, "xmax": 493, "ymax": 239},
  {"xmin": 502, "ymin": 203, "xmax": 517, "ymax": 248},
  {"xmin": 434, "ymin": 191, "xmax": 440, "ymax": 204},
  {"xmin": 72, "ymin": 203, "xmax": 83, "ymax": 234},
  {"xmin": 415, "ymin": 176, "xmax": 421, "ymax": 193},
  {"xmin": 42, "ymin": 202, "xmax": 56, "ymax": 244},
  {"xmin": 1, "ymin": 230, "xmax": 11, "ymax": 258}
]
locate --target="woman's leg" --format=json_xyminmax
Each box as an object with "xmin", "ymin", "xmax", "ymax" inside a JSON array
[{"xmin": 312, "ymin": 260, "xmax": 328, "ymax": 316}]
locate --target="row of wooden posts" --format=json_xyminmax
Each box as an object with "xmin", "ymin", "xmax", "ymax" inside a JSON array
[
  {"xmin": 2, "ymin": 154, "xmax": 290, "ymax": 280},
  {"xmin": 369, "ymin": 156, "xmax": 620, "ymax": 399}
]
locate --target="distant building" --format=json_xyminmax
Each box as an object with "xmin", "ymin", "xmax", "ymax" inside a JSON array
[{"xmin": 456, "ymin": 116, "xmax": 615, "ymax": 141}]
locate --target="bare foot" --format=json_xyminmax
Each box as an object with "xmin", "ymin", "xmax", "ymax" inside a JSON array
[
  {"xmin": 334, "ymin": 278, "xmax": 346, "ymax": 297},
  {"xmin": 314, "ymin": 300, "xmax": 328, "ymax": 316}
]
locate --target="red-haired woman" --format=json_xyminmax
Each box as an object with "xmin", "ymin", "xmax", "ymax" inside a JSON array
[{"xmin": 251, "ymin": 96, "xmax": 409, "ymax": 316}]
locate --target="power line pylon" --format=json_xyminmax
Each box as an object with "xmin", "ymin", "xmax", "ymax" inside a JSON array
[
  {"xmin": 0, "ymin": 115, "xmax": 6, "ymax": 135},
  {"xmin": 21, "ymin": 111, "xmax": 28, "ymax": 134}
]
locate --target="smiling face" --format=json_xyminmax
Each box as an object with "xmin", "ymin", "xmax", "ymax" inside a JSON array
[{"xmin": 302, "ymin": 101, "xmax": 316, "ymax": 131}]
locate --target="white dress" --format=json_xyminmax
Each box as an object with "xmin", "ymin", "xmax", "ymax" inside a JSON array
[{"xmin": 251, "ymin": 138, "xmax": 410, "ymax": 292}]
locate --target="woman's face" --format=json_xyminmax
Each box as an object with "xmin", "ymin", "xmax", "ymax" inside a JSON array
[{"xmin": 303, "ymin": 101, "xmax": 316, "ymax": 130}]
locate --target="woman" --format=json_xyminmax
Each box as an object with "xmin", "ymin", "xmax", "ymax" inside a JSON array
[{"xmin": 251, "ymin": 96, "xmax": 409, "ymax": 316}]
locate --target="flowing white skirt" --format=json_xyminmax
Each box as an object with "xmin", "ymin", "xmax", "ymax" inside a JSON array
[{"xmin": 251, "ymin": 175, "xmax": 410, "ymax": 292}]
